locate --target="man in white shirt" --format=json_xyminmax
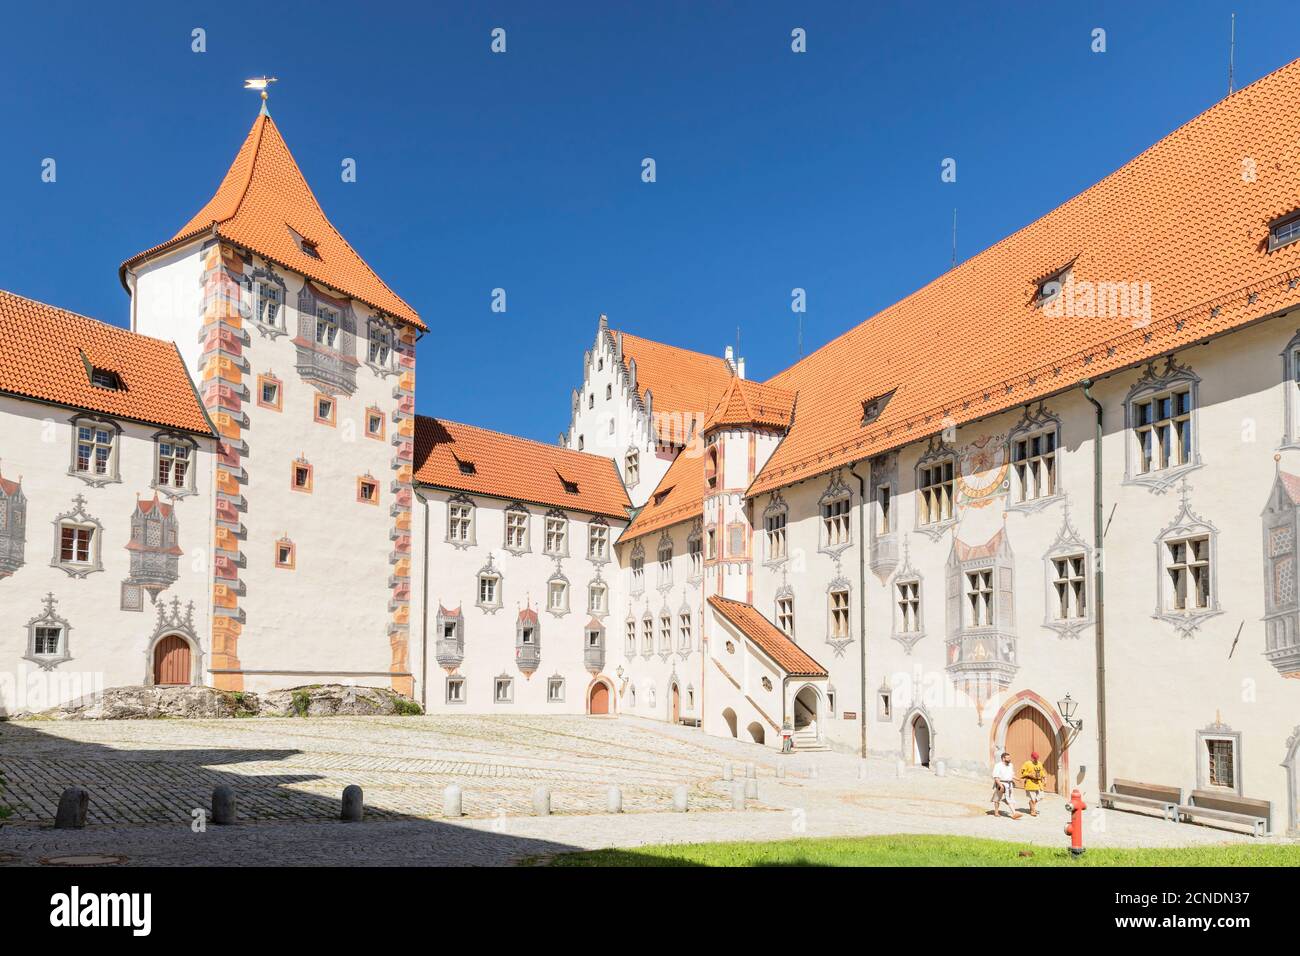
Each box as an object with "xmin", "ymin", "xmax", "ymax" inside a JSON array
[{"xmin": 990, "ymin": 751, "xmax": 1022, "ymax": 819}]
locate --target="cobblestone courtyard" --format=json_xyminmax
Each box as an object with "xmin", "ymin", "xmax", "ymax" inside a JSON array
[{"xmin": 0, "ymin": 715, "xmax": 1270, "ymax": 866}]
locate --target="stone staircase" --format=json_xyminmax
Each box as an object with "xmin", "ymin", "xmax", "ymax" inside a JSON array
[{"xmin": 792, "ymin": 728, "xmax": 829, "ymax": 752}]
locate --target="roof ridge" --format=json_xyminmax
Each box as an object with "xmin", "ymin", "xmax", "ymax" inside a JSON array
[
  {"xmin": 417, "ymin": 414, "xmax": 616, "ymax": 464},
  {"xmin": 0, "ymin": 289, "xmax": 178, "ymax": 348},
  {"xmin": 611, "ymin": 327, "xmax": 734, "ymax": 368}
]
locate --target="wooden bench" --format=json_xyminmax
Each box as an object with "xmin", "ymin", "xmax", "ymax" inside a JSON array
[
  {"xmin": 1177, "ymin": 790, "xmax": 1271, "ymax": 837},
  {"xmin": 1099, "ymin": 778, "xmax": 1181, "ymax": 821}
]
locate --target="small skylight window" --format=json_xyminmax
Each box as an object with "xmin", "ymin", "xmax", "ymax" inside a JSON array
[
  {"xmin": 1269, "ymin": 211, "xmax": 1300, "ymax": 252},
  {"xmin": 90, "ymin": 367, "xmax": 123, "ymax": 390},
  {"xmin": 860, "ymin": 388, "xmax": 895, "ymax": 427},
  {"xmin": 287, "ymin": 225, "xmax": 322, "ymax": 259},
  {"xmin": 558, "ymin": 472, "xmax": 579, "ymax": 494},
  {"xmin": 455, "ymin": 455, "xmax": 476, "ymax": 476},
  {"xmin": 654, "ymin": 486, "xmax": 674, "ymax": 506}
]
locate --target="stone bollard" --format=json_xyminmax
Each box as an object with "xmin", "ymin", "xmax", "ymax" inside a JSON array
[
  {"xmin": 744, "ymin": 778, "xmax": 758, "ymax": 799},
  {"xmin": 776, "ymin": 764, "xmax": 786, "ymax": 779},
  {"xmin": 896, "ymin": 759, "xmax": 907, "ymax": 778},
  {"xmin": 745, "ymin": 762, "xmax": 756, "ymax": 779},
  {"xmin": 673, "ymin": 784, "xmax": 688, "ymax": 812},
  {"xmin": 607, "ymin": 786, "xmax": 623, "ymax": 814},
  {"xmin": 211, "ymin": 785, "xmax": 236, "ymax": 826},
  {"xmin": 341, "ymin": 785, "xmax": 364, "ymax": 822},
  {"xmin": 935, "ymin": 760, "xmax": 947, "ymax": 778},
  {"xmin": 442, "ymin": 784, "xmax": 463, "ymax": 818},
  {"xmin": 722, "ymin": 762, "xmax": 733, "ymax": 781},
  {"xmin": 54, "ymin": 787, "xmax": 88, "ymax": 829},
  {"xmin": 807, "ymin": 764, "xmax": 818, "ymax": 780},
  {"xmin": 731, "ymin": 781, "xmax": 746, "ymax": 810},
  {"xmin": 532, "ymin": 787, "xmax": 551, "ymax": 816}
]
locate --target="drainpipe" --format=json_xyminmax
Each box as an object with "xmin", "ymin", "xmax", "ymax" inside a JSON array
[
  {"xmin": 850, "ymin": 464, "xmax": 869, "ymax": 759},
  {"xmin": 1081, "ymin": 381, "xmax": 1109, "ymax": 793},
  {"xmin": 416, "ymin": 489, "xmax": 431, "ymax": 709}
]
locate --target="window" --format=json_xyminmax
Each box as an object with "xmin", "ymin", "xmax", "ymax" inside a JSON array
[
  {"xmin": 274, "ymin": 538, "xmax": 296, "ymax": 569},
  {"xmin": 1134, "ymin": 387, "xmax": 1192, "ymax": 474},
  {"xmin": 588, "ymin": 393, "xmax": 594, "ymax": 409},
  {"xmin": 688, "ymin": 531, "xmax": 703, "ymax": 578},
  {"xmin": 314, "ymin": 394, "xmax": 336, "ymax": 426},
  {"xmin": 877, "ymin": 485, "xmax": 892, "ymax": 536},
  {"xmin": 705, "ymin": 447, "xmax": 718, "ymax": 488},
  {"xmin": 32, "ymin": 625, "xmax": 62, "ymax": 657},
  {"xmin": 706, "ymin": 527, "xmax": 717, "ymax": 561},
  {"xmin": 588, "ymin": 581, "xmax": 607, "ymax": 614},
  {"xmin": 678, "ymin": 611, "xmax": 692, "ymax": 650},
  {"xmin": 357, "ymin": 476, "xmax": 379, "ymax": 505},
  {"xmin": 659, "ymin": 615, "xmax": 672, "ymax": 654},
  {"xmin": 897, "ymin": 580, "xmax": 921, "ymax": 633},
  {"xmin": 631, "ymin": 549, "xmax": 645, "ymax": 593},
  {"xmin": 919, "ymin": 459, "xmax": 955, "ymax": 525},
  {"xmin": 291, "ymin": 460, "xmax": 313, "ymax": 493},
  {"xmin": 59, "ymin": 525, "xmax": 94, "ymax": 565},
  {"xmin": 255, "ymin": 279, "xmax": 283, "ymax": 329},
  {"xmin": 1206, "ymin": 738, "xmax": 1235, "ymax": 788},
  {"xmin": 625, "ymin": 449, "xmax": 640, "ymax": 486},
  {"xmin": 448, "ymin": 497, "xmax": 474, "ymax": 544},
  {"xmin": 1012, "ymin": 430, "xmax": 1057, "ymax": 501},
  {"xmin": 504, "ymin": 507, "xmax": 529, "ymax": 551},
  {"xmin": 822, "ymin": 494, "xmax": 851, "ymax": 548},
  {"xmin": 548, "ymin": 677, "xmax": 565, "ymax": 702},
  {"xmin": 548, "ymin": 579, "xmax": 568, "ymax": 613},
  {"xmin": 1165, "ymin": 535, "xmax": 1211, "ymax": 612},
  {"xmin": 315, "ymin": 306, "xmax": 340, "ymax": 348},
  {"xmin": 446, "ymin": 677, "xmax": 465, "ymax": 704},
  {"xmin": 544, "ymin": 513, "xmax": 567, "ymax": 555},
  {"xmin": 657, "ymin": 538, "xmax": 673, "ymax": 587},
  {"xmin": 829, "ymin": 587, "xmax": 850, "ymax": 640},
  {"xmin": 156, "ymin": 440, "xmax": 192, "ymax": 491},
  {"xmin": 367, "ymin": 320, "xmax": 393, "ymax": 366},
  {"xmin": 878, "ymin": 691, "xmax": 892, "ymax": 721},
  {"xmin": 606, "ymin": 384, "xmax": 612, "ymax": 400},
  {"xmin": 74, "ymin": 423, "xmax": 115, "ymax": 479},
  {"xmin": 257, "ymin": 374, "xmax": 282, "ymax": 411},
  {"xmin": 1270, "ymin": 211, "xmax": 1300, "ymax": 251},
  {"xmin": 578, "ymin": 435, "xmax": 584, "ymax": 451},
  {"xmin": 766, "ymin": 510, "xmax": 787, "ymax": 561},
  {"xmin": 966, "ymin": 569, "xmax": 994, "ymax": 627},
  {"xmin": 625, "ymin": 618, "xmax": 637, "ymax": 655},
  {"xmin": 777, "ymin": 595, "xmax": 795, "ymax": 636},
  {"xmin": 588, "ymin": 522, "xmax": 608, "ymax": 560},
  {"xmin": 478, "ymin": 572, "xmax": 501, "ymax": 608},
  {"xmin": 1051, "ymin": 555, "xmax": 1087, "ymax": 620},
  {"xmin": 642, "ymin": 616, "xmax": 653, "ymax": 656},
  {"xmin": 494, "ymin": 677, "xmax": 514, "ymax": 703},
  {"xmin": 90, "ymin": 367, "xmax": 122, "ymax": 390},
  {"xmin": 365, "ymin": 408, "xmax": 385, "ymax": 440}
]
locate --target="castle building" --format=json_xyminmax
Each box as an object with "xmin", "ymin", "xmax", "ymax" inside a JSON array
[{"xmin": 3, "ymin": 60, "xmax": 1300, "ymax": 837}]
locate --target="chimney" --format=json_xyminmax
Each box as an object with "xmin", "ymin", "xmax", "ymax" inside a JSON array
[
  {"xmin": 724, "ymin": 345, "xmax": 734, "ymax": 367},
  {"xmin": 737, "ymin": 357, "xmax": 746, "ymax": 380}
]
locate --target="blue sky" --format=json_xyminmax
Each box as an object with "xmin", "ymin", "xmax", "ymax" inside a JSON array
[{"xmin": 1, "ymin": 1, "xmax": 1295, "ymax": 443}]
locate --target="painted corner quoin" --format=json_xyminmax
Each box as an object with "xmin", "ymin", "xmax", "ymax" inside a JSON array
[
  {"xmin": 388, "ymin": 324, "xmax": 417, "ymax": 696},
  {"xmin": 200, "ymin": 240, "xmax": 249, "ymax": 690}
]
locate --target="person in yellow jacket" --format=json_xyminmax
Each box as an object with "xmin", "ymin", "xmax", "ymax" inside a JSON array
[{"xmin": 1020, "ymin": 751, "xmax": 1048, "ymax": 816}]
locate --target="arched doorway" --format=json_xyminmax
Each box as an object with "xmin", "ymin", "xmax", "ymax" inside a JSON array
[
  {"xmin": 794, "ymin": 685, "xmax": 819, "ymax": 737},
  {"xmin": 912, "ymin": 715, "xmax": 932, "ymax": 767},
  {"xmin": 747, "ymin": 721, "xmax": 765, "ymax": 744},
  {"xmin": 1005, "ymin": 705, "xmax": 1060, "ymax": 793},
  {"xmin": 670, "ymin": 682, "xmax": 680, "ymax": 724},
  {"xmin": 721, "ymin": 707, "xmax": 738, "ymax": 738},
  {"xmin": 588, "ymin": 679, "xmax": 611, "ymax": 715},
  {"xmin": 153, "ymin": 634, "xmax": 192, "ymax": 686}
]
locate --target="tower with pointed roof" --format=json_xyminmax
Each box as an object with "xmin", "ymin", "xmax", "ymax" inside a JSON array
[{"xmin": 123, "ymin": 102, "xmax": 422, "ymax": 695}]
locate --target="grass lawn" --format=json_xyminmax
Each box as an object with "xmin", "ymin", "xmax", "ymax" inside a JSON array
[{"xmin": 544, "ymin": 834, "xmax": 1300, "ymax": 867}]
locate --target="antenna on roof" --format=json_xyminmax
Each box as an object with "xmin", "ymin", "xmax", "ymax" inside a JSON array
[
  {"xmin": 951, "ymin": 208, "xmax": 958, "ymax": 268},
  {"xmin": 1227, "ymin": 13, "xmax": 1236, "ymax": 94}
]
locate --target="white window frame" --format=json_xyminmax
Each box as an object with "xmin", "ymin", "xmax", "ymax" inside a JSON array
[
  {"xmin": 544, "ymin": 511, "xmax": 568, "ymax": 556},
  {"xmin": 503, "ymin": 504, "xmax": 530, "ymax": 553},
  {"xmin": 153, "ymin": 432, "xmax": 197, "ymax": 497},
  {"xmin": 776, "ymin": 593, "xmax": 795, "ymax": 637},
  {"xmin": 588, "ymin": 581, "xmax": 607, "ymax": 615},
  {"xmin": 828, "ymin": 585, "xmax": 851, "ymax": 642},
  {"xmin": 69, "ymin": 415, "xmax": 121, "ymax": 487},
  {"xmin": 588, "ymin": 520, "xmax": 609, "ymax": 562},
  {"xmin": 1124, "ymin": 358, "xmax": 1202, "ymax": 492},
  {"xmin": 447, "ymin": 495, "xmax": 476, "ymax": 547},
  {"xmin": 494, "ymin": 676, "xmax": 514, "ymax": 704}
]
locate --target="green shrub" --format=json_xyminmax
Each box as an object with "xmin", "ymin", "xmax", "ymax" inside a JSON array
[
  {"xmin": 392, "ymin": 697, "xmax": 423, "ymax": 716},
  {"xmin": 291, "ymin": 689, "xmax": 312, "ymax": 717}
]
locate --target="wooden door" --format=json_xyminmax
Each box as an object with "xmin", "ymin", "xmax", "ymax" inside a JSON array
[
  {"xmin": 589, "ymin": 681, "xmax": 609, "ymax": 715},
  {"xmin": 1005, "ymin": 706, "xmax": 1059, "ymax": 793},
  {"xmin": 671, "ymin": 684, "xmax": 680, "ymax": 723},
  {"xmin": 153, "ymin": 635, "xmax": 191, "ymax": 686}
]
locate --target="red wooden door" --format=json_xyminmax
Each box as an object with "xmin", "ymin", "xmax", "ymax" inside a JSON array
[
  {"xmin": 153, "ymin": 635, "xmax": 191, "ymax": 686},
  {"xmin": 1005, "ymin": 707, "xmax": 1059, "ymax": 793},
  {"xmin": 671, "ymin": 684, "xmax": 680, "ymax": 723},
  {"xmin": 589, "ymin": 681, "xmax": 609, "ymax": 715}
]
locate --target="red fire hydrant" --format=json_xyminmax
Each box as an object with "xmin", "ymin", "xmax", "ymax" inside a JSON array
[{"xmin": 1063, "ymin": 788, "xmax": 1087, "ymax": 856}]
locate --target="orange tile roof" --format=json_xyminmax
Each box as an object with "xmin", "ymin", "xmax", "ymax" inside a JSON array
[
  {"xmin": 705, "ymin": 377, "xmax": 796, "ymax": 431},
  {"xmin": 610, "ymin": 328, "xmax": 735, "ymax": 442},
  {"xmin": 121, "ymin": 111, "xmax": 424, "ymax": 331},
  {"xmin": 0, "ymin": 289, "xmax": 213, "ymax": 435},
  {"xmin": 708, "ymin": 596, "xmax": 827, "ymax": 678},
  {"xmin": 414, "ymin": 415, "xmax": 631, "ymax": 519},
  {"xmin": 750, "ymin": 58, "xmax": 1300, "ymax": 497},
  {"xmin": 619, "ymin": 443, "xmax": 705, "ymax": 542}
]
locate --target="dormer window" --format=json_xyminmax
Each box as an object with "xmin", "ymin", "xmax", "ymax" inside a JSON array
[
  {"xmin": 1269, "ymin": 211, "xmax": 1300, "ymax": 252},
  {"xmin": 1034, "ymin": 264, "xmax": 1072, "ymax": 306},
  {"xmin": 455, "ymin": 455, "xmax": 476, "ymax": 476},
  {"xmin": 860, "ymin": 388, "xmax": 895, "ymax": 427},
  {"xmin": 90, "ymin": 367, "xmax": 122, "ymax": 390}
]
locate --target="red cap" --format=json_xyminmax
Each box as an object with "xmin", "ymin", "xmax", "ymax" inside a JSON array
[{"xmin": 1030, "ymin": 751, "xmax": 1040, "ymax": 760}]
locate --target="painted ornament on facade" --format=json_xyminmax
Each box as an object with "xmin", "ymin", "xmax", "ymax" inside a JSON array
[
  {"xmin": 955, "ymin": 432, "xmax": 1010, "ymax": 508},
  {"xmin": 0, "ymin": 468, "xmax": 27, "ymax": 579},
  {"xmin": 124, "ymin": 494, "xmax": 182, "ymax": 604}
]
